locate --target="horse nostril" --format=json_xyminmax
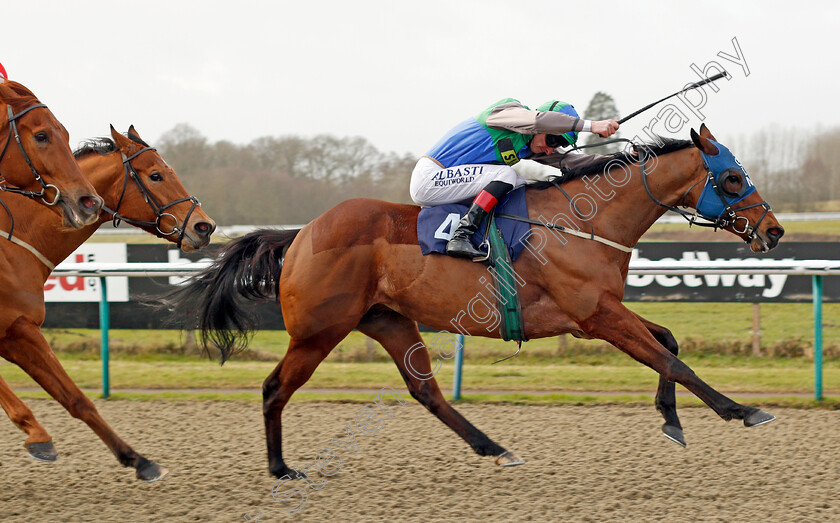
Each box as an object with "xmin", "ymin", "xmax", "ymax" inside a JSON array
[
  {"xmin": 79, "ymin": 195, "xmax": 102, "ymax": 212},
  {"xmin": 193, "ymin": 221, "xmax": 215, "ymax": 237},
  {"xmin": 767, "ymin": 226, "xmax": 784, "ymax": 240}
]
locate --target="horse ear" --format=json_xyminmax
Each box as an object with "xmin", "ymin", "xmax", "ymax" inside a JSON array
[
  {"xmin": 127, "ymin": 124, "xmax": 141, "ymax": 139},
  {"xmin": 109, "ymin": 124, "xmax": 132, "ymax": 150},
  {"xmin": 699, "ymin": 123, "xmax": 717, "ymax": 142},
  {"xmin": 691, "ymin": 128, "xmax": 719, "ymax": 155}
]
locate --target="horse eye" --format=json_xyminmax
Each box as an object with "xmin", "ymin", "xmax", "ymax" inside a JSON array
[
  {"xmin": 727, "ymin": 174, "xmax": 740, "ymax": 185},
  {"xmin": 34, "ymin": 132, "xmax": 49, "ymax": 143},
  {"xmin": 149, "ymin": 172, "xmax": 164, "ymax": 182}
]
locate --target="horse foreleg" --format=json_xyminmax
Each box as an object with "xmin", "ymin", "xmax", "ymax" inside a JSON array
[
  {"xmin": 582, "ymin": 297, "xmax": 774, "ymax": 427},
  {"xmin": 262, "ymin": 328, "xmax": 347, "ymax": 479},
  {"xmin": 634, "ymin": 314, "xmax": 685, "ymax": 447},
  {"xmin": 357, "ymin": 309, "xmax": 521, "ymax": 467},
  {"xmin": 0, "ymin": 317, "xmax": 167, "ymax": 481},
  {"xmin": 0, "ymin": 374, "xmax": 57, "ymax": 461}
]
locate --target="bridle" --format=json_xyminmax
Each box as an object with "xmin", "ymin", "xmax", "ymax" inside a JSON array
[
  {"xmin": 101, "ymin": 146, "xmax": 201, "ymax": 249},
  {"xmin": 0, "ymin": 103, "xmax": 62, "ymax": 205},
  {"xmin": 635, "ymin": 140, "xmax": 772, "ymax": 246}
]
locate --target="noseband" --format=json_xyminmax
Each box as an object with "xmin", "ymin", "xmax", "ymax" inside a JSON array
[
  {"xmin": 0, "ymin": 104, "xmax": 62, "ymax": 205},
  {"xmin": 101, "ymin": 146, "xmax": 201, "ymax": 249},
  {"xmin": 676, "ymin": 162, "xmax": 771, "ymax": 243}
]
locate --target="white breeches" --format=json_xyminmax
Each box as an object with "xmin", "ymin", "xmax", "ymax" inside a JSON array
[{"xmin": 409, "ymin": 157, "xmax": 526, "ymax": 206}]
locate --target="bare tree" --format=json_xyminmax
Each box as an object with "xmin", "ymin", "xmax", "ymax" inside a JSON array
[{"xmin": 154, "ymin": 125, "xmax": 416, "ymax": 224}]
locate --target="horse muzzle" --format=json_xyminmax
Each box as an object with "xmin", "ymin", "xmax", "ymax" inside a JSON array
[
  {"xmin": 749, "ymin": 224, "xmax": 784, "ymax": 253},
  {"xmin": 179, "ymin": 218, "xmax": 215, "ymax": 252},
  {"xmin": 57, "ymin": 193, "xmax": 103, "ymax": 229}
]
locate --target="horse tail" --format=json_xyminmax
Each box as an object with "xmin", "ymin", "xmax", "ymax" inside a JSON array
[{"xmin": 164, "ymin": 228, "xmax": 300, "ymax": 364}]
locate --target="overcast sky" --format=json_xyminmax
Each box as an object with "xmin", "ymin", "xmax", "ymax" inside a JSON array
[{"xmin": 4, "ymin": 1, "xmax": 838, "ymax": 157}]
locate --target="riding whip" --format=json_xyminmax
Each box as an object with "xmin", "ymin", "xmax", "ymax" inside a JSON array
[{"xmin": 617, "ymin": 71, "xmax": 730, "ymax": 124}]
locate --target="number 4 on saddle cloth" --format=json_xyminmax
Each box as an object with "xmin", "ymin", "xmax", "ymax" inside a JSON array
[{"xmin": 417, "ymin": 187, "xmax": 529, "ymax": 343}]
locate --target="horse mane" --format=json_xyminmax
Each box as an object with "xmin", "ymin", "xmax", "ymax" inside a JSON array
[
  {"xmin": 529, "ymin": 137, "xmax": 694, "ymax": 189},
  {"xmin": 73, "ymin": 133, "xmax": 151, "ymax": 160}
]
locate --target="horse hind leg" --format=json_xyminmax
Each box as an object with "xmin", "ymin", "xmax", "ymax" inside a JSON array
[
  {"xmin": 0, "ymin": 317, "xmax": 167, "ymax": 481},
  {"xmin": 357, "ymin": 308, "xmax": 521, "ymax": 467},
  {"xmin": 0, "ymin": 374, "xmax": 58, "ymax": 461},
  {"xmin": 262, "ymin": 326, "xmax": 352, "ymax": 479}
]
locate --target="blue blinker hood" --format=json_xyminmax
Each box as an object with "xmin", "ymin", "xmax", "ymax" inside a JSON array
[{"xmin": 694, "ymin": 139, "xmax": 756, "ymax": 220}]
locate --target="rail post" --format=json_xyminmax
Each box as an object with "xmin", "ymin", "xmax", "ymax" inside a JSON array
[
  {"xmin": 813, "ymin": 275, "xmax": 823, "ymax": 402},
  {"xmin": 453, "ymin": 334, "xmax": 465, "ymax": 401},
  {"xmin": 99, "ymin": 277, "xmax": 110, "ymax": 398},
  {"xmin": 751, "ymin": 303, "xmax": 761, "ymax": 357}
]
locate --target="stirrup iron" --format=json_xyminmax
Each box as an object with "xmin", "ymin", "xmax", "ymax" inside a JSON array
[
  {"xmin": 491, "ymin": 341, "xmax": 522, "ymax": 364},
  {"xmin": 471, "ymin": 239, "xmax": 491, "ymax": 263}
]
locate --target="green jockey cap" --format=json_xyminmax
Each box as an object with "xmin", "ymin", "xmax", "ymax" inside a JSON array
[{"xmin": 536, "ymin": 100, "xmax": 580, "ymax": 147}]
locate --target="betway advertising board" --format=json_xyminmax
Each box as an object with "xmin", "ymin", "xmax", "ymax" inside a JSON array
[
  {"xmin": 41, "ymin": 242, "xmax": 838, "ymax": 330},
  {"xmin": 625, "ymin": 242, "xmax": 839, "ymax": 302}
]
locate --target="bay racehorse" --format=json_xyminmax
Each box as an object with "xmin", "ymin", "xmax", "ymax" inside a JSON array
[
  {"xmin": 0, "ymin": 126, "xmax": 215, "ymax": 481},
  {"xmin": 169, "ymin": 124, "xmax": 784, "ymax": 478},
  {"xmin": 0, "ymin": 80, "xmax": 102, "ymax": 228}
]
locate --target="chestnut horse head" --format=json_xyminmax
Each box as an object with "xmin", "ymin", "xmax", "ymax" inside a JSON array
[
  {"xmin": 639, "ymin": 123, "xmax": 784, "ymax": 252},
  {"xmin": 685, "ymin": 123, "xmax": 784, "ymax": 251},
  {"xmin": 0, "ymin": 80, "xmax": 102, "ymax": 228},
  {"xmin": 75, "ymin": 125, "xmax": 215, "ymax": 251}
]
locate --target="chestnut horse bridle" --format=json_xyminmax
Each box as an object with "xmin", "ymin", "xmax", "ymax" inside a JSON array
[
  {"xmin": 635, "ymin": 141, "xmax": 772, "ymax": 245},
  {"xmin": 102, "ymin": 146, "xmax": 201, "ymax": 249},
  {"xmin": 0, "ymin": 103, "xmax": 62, "ymax": 205}
]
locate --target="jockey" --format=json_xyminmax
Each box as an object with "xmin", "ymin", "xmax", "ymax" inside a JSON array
[
  {"xmin": 411, "ymin": 98, "xmax": 620, "ymax": 259},
  {"xmin": 0, "ymin": 61, "xmax": 7, "ymax": 81}
]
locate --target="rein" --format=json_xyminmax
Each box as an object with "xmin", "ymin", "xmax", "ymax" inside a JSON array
[
  {"xmin": 500, "ymin": 137, "xmax": 772, "ymax": 252},
  {"xmin": 0, "ymin": 226, "xmax": 55, "ymax": 270},
  {"xmin": 495, "ymin": 212, "xmax": 633, "ymax": 253},
  {"xmin": 100, "ymin": 146, "xmax": 201, "ymax": 249}
]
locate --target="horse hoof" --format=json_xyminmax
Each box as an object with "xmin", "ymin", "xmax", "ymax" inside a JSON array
[
  {"xmin": 494, "ymin": 450, "xmax": 525, "ymax": 467},
  {"xmin": 25, "ymin": 441, "xmax": 58, "ymax": 462},
  {"xmin": 270, "ymin": 464, "xmax": 305, "ymax": 480},
  {"xmin": 662, "ymin": 424, "xmax": 686, "ymax": 447},
  {"xmin": 744, "ymin": 409, "xmax": 776, "ymax": 427},
  {"xmin": 136, "ymin": 461, "xmax": 169, "ymax": 482}
]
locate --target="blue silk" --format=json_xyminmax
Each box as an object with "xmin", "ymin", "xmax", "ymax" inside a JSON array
[
  {"xmin": 695, "ymin": 139, "xmax": 755, "ymax": 221},
  {"xmin": 417, "ymin": 186, "xmax": 530, "ymax": 261}
]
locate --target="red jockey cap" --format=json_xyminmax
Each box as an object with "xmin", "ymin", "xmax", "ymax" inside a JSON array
[{"xmin": 0, "ymin": 61, "xmax": 7, "ymax": 80}]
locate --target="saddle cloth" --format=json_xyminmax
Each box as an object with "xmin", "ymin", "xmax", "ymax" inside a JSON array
[{"xmin": 416, "ymin": 187, "xmax": 530, "ymax": 261}]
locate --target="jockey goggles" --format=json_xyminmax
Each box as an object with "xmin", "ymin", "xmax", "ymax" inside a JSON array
[{"xmin": 537, "ymin": 100, "xmax": 580, "ymax": 148}]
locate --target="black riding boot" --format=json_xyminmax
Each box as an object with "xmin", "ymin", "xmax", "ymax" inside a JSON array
[
  {"xmin": 445, "ymin": 180, "xmax": 514, "ymax": 260},
  {"xmin": 445, "ymin": 203, "xmax": 488, "ymax": 259}
]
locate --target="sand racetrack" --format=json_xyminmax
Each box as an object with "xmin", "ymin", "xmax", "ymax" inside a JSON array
[{"xmin": 1, "ymin": 398, "xmax": 838, "ymax": 522}]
